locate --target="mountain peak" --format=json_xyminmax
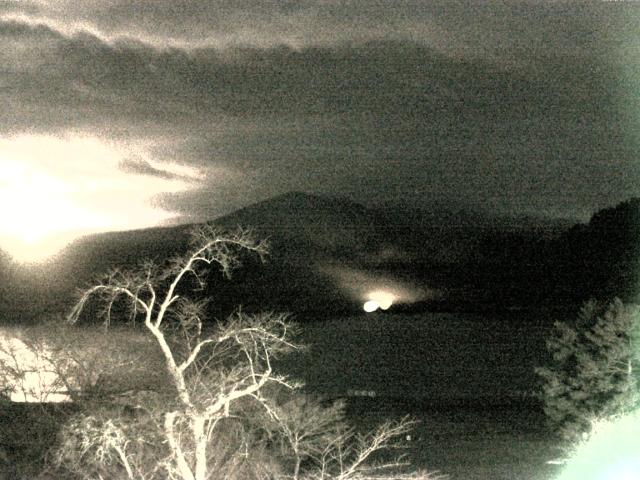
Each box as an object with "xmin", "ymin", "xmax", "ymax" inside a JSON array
[
  {"xmin": 247, "ymin": 191, "xmax": 368, "ymax": 213},
  {"xmin": 213, "ymin": 191, "xmax": 376, "ymax": 256}
]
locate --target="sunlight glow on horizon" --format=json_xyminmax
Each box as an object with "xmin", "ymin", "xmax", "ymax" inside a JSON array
[{"xmin": 0, "ymin": 134, "xmax": 199, "ymax": 263}]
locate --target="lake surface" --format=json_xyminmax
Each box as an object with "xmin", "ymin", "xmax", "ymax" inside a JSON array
[
  {"xmin": 280, "ymin": 312, "xmax": 565, "ymax": 479},
  {"xmin": 280, "ymin": 311, "xmax": 559, "ymax": 405},
  {"xmin": 345, "ymin": 399, "xmax": 562, "ymax": 480}
]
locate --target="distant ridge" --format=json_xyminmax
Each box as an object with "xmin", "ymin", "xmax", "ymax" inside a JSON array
[
  {"xmin": 214, "ymin": 191, "xmax": 379, "ymax": 259},
  {"xmin": 1, "ymin": 192, "xmax": 638, "ymax": 322}
]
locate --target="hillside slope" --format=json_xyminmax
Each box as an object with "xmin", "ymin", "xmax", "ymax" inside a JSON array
[{"xmin": 3, "ymin": 192, "xmax": 635, "ymax": 322}]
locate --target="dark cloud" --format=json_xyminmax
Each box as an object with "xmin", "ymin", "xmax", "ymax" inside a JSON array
[
  {"xmin": 1, "ymin": 1, "xmax": 458, "ymax": 51},
  {"xmin": 2, "ymin": 1, "xmax": 635, "ymax": 60},
  {"xmin": 118, "ymin": 158, "xmax": 190, "ymax": 181},
  {"xmin": 1, "ymin": 2, "xmax": 639, "ymax": 221}
]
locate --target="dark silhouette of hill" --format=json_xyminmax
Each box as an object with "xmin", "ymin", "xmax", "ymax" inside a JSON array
[
  {"xmin": 208, "ymin": 192, "xmax": 382, "ymax": 316},
  {"xmin": 215, "ymin": 191, "xmax": 381, "ymax": 260},
  {"xmin": 0, "ymin": 192, "xmax": 384, "ymax": 321},
  {"xmin": 210, "ymin": 192, "xmax": 575, "ymax": 315},
  {"xmin": 546, "ymin": 198, "xmax": 640, "ymax": 304},
  {"xmin": 458, "ymin": 198, "xmax": 640, "ymax": 310},
  {"xmin": 2, "ymin": 192, "xmax": 638, "ymax": 322}
]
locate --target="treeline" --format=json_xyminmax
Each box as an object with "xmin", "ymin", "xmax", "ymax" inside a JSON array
[{"xmin": 453, "ymin": 198, "xmax": 640, "ymax": 311}]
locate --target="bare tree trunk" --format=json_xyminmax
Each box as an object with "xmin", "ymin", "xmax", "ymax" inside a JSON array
[
  {"xmin": 113, "ymin": 444, "xmax": 135, "ymax": 479},
  {"xmin": 145, "ymin": 321, "xmax": 192, "ymax": 405},
  {"xmin": 192, "ymin": 416, "xmax": 208, "ymax": 480},
  {"xmin": 165, "ymin": 411, "xmax": 196, "ymax": 480}
]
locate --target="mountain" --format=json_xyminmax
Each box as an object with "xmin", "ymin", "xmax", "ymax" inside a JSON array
[
  {"xmin": 206, "ymin": 192, "xmax": 578, "ymax": 314},
  {"xmin": 2, "ymin": 191, "xmax": 637, "ymax": 323},
  {"xmin": 215, "ymin": 191, "xmax": 381, "ymax": 260},
  {"xmin": 0, "ymin": 192, "xmax": 389, "ymax": 321}
]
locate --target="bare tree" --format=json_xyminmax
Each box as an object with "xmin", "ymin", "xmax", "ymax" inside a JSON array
[
  {"xmin": 269, "ymin": 395, "xmax": 347, "ymax": 480},
  {"xmin": 311, "ymin": 416, "xmax": 432, "ymax": 480},
  {"xmin": 55, "ymin": 224, "xmax": 445, "ymax": 480},
  {"xmin": 252, "ymin": 391, "xmax": 447, "ymax": 480},
  {"xmin": 65, "ymin": 225, "xmax": 302, "ymax": 480}
]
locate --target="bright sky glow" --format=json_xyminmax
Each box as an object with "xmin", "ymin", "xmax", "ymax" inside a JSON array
[
  {"xmin": 556, "ymin": 410, "xmax": 640, "ymax": 480},
  {"xmin": 0, "ymin": 134, "xmax": 199, "ymax": 263}
]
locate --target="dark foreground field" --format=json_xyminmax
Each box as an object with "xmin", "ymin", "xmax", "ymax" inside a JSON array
[
  {"xmin": 0, "ymin": 311, "xmax": 565, "ymax": 479},
  {"xmin": 296, "ymin": 312, "xmax": 565, "ymax": 479},
  {"xmin": 346, "ymin": 399, "xmax": 563, "ymax": 480},
  {"xmin": 0, "ymin": 402, "xmax": 76, "ymax": 479},
  {"xmin": 0, "ymin": 399, "xmax": 563, "ymax": 480}
]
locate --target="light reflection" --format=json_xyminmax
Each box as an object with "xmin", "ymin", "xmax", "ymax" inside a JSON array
[
  {"xmin": 363, "ymin": 291, "xmax": 396, "ymax": 313},
  {"xmin": 363, "ymin": 300, "xmax": 379, "ymax": 312}
]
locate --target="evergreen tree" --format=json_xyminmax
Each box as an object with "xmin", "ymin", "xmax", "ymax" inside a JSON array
[{"xmin": 536, "ymin": 298, "xmax": 640, "ymax": 446}]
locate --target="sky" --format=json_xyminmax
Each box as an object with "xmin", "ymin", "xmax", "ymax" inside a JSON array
[{"xmin": 1, "ymin": 0, "xmax": 640, "ymax": 261}]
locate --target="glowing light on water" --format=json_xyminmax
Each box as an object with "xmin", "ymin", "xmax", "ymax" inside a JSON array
[
  {"xmin": 369, "ymin": 290, "xmax": 395, "ymax": 310},
  {"xmin": 363, "ymin": 291, "xmax": 397, "ymax": 312},
  {"xmin": 363, "ymin": 300, "xmax": 380, "ymax": 312},
  {"xmin": 364, "ymin": 291, "xmax": 397, "ymax": 312}
]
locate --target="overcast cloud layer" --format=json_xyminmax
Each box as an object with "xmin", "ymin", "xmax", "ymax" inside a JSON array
[{"xmin": 2, "ymin": 0, "xmax": 640, "ymax": 221}]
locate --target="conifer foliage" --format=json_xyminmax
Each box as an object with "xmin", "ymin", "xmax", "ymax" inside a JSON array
[{"xmin": 537, "ymin": 299, "xmax": 640, "ymax": 445}]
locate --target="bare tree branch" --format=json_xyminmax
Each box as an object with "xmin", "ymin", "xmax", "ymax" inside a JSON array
[{"xmin": 55, "ymin": 226, "xmax": 438, "ymax": 480}]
